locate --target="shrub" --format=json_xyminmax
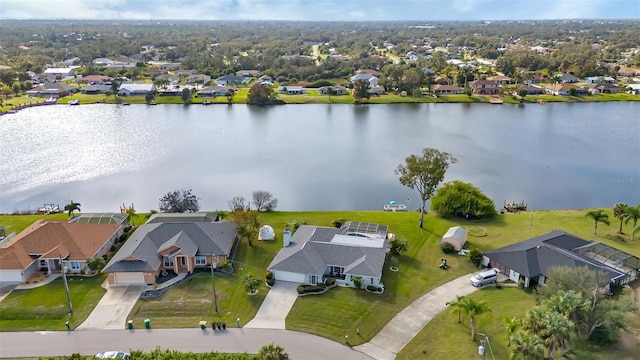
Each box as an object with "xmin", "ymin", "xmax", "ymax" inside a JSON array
[
  {"xmin": 325, "ymin": 277, "xmax": 336, "ymax": 286},
  {"xmin": 266, "ymin": 277, "xmax": 275, "ymax": 286},
  {"xmin": 367, "ymin": 285, "xmax": 382, "ymax": 292},
  {"xmin": 353, "ymin": 276, "xmax": 363, "ymax": 288},
  {"xmin": 440, "ymin": 242, "xmax": 455, "ymax": 253},
  {"xmin": 266, "ymin": 271, "xmax": 274, "ymax": 280},
  {"xmin": 518, "ymin": 278, "xmax": 525, "ymax": 288},
  {"xmin": 123, "ymin": 225, "xmax": 133, "ymax": 233},
  {"xmin": 297, "ymin": 284, "xmax": 327, "ymax": 294},
  {"xmin": 297, "ymin": 285, "xmax": 305, "ymax": 294},
  {"xmin": 332, "ymin": 218, "xmax": 347, "ymax": 228},
  {"xmin": 119, "ymin": 233, "xmax": 128, "ymax": 242},
  {"xmin": 468, "ymin": 248, "xmax": 484, "ymax": 267},
  {"xmin": 430, "ymin": 180, "xmax": 497, "ymax": 219}
]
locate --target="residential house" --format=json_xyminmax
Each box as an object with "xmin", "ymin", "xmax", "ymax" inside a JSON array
[
  {"xmin": 102, "ymin": 214, "xmax": 237, "ymax": 286},
  {"xmin": 350, "ymin": 73, "xmax": 379, "ymax": 87},
  {"xmin": 356, "ymin": 69, "xmax": 381, "ymax": 77},
  {"xmin": 586, "ymin": 82, "xmax": 620, "ymax": 94},
  {"xmin": 406, "ymin": 51, "xmax": 419, "ymax": 61},
  {"xmin": 626, "ymin": 83, "xmax": 640, "ymax": 95},
  {"xmin": 470, "ymin": 80, "xmax": 499, "ymax": 95},
  {"xmin": 198, "ymin": 86, "xmax": 236, "ymax": 98},
  {"xmin": 318, "ymin": 85, "xmax": 348, "ymax": 95},
  {"xmin": 155, "ymin": 74, "xmax": 180, "ymax": 85},
  {"xmin": 185, "ymin": 74, "xmax": 211, "ymax": 85},
  {"xmin": 118, "ymin": 83, "xmax": 156, "ymax": 96},
  {"xmin": 78, "ymin": 75, "xmax": 111, "ymax": 84},
  {"xmin": 256, "ymin": 75, "xmax": 273, "ymax": 85},
  {"xmin": 159, "ymin": 63, "xmax": 181, "ymax": 70},
  {"xmin": 368, "ymin": 86, "xmax": 385, "ymax": 95},
  {"xmin": 157, "ymin": 85, "xmax": 196, "ymax": 96},
  {"xmin": 81, "ymin": 84, "xmax": 113, "ymax": 95},
  {"xmin": 617, "ymin": 67, "xmax": 639, "ymax": 77},
  {"xmin": 487, "ymin": 75, "xmax": 513, "ymax": 86},
  {"xmin": 31, "ymin": 73, "xmax": 59, "ymax": 84},
  {"xmin": 176, "ymin": 69, "xmax": 198, "ymax": 77},
  {"xmin": 62, "ymin": 57, "xmax": 81, "ymax": 66},
  {"xmin": 585, "ymin": 76, "xmax": 615, "ymax": 84},
  {"xmin": 93, "ymin": 58, "xmax": 114, "ymax": 66},
  {"xmin": 26, "ymin": 83, "xmax": 77, "ymax": 97},
  {"xmin": 482, "ymin": 231, "xmax": 637, "ymax": 288},
  {"xmin": 278, "ymin": 86, "xmax": 306, "ymax": 95},
  {"xmin": 146, "ymin": 213, "xmax": 219, "ymax": 224},
  {"xmin": 215, "ymin": 75, "xmax": 251, "ymax": 86},
  {"xmin": 267, "ymin": 221, "xmax": 389, "ymax": 289},
  {"xmin": 236, "ymin": 70, "xmax": 260, "ymax": 77},
  {"xmin": 547, "ymin": 83, "xmax": 588, "ymax": 96},
  {"xmin": 524, "ymin": 74, "xmax": 545, "ymax": 84},
  {"xmin": 518, "ymin": 85, "xmax": 545, "ymax": 95},
  {"xmin": 431, "ymin": 84, "xmax": 463, "ymax": 94},
  {"xmin": 559, "ymin": 73, "xmax": 580, "ymax": 83},
  {"xmin": 0, "ymin": 220, "xmax": 122, "ymax": 283},
  {"xmin": 422, "ymin": 67, "xmax": 436, "ymax": 75},
  {"xmin": 44, "ymin": 68, "xmax": 76, "ymax": 77}
]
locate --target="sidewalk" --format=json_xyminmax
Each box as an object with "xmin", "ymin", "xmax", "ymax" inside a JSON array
[
  {"xmin": 77, "ymin": 281, "xmax": 145, "ymax": 330},
  {"xmin": 355, "ymin": 274, "xmax": 478, "ymax": 360}
]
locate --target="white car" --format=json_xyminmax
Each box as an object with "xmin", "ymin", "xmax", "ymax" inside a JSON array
[{"xmin": 95, "ymin": 351, "xmax": 131, "ymax": 359}]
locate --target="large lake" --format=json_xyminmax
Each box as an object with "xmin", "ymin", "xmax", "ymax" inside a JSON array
[{"xmin": 1, "ymin": 102, "xmax": 639, "ymax": 213}]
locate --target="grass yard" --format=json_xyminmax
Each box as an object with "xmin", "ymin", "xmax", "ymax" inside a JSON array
[
  {"xmin": 0, "ymin": 213, "xmax": 69, "ymax": 235},
  {"xmin": 0, "ymin": 274, "xmax": 106, "ymax": 331},
  {"xmin": 397, "ymin": 287, "xmax": 639, "ymax": 360}
]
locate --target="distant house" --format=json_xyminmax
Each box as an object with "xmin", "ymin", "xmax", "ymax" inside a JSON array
[
  {"xmin": 268, "ymin": 221, "xmax": 389, "ymax": 289},
  {"xmin": 159, "ymin": 63, "xmax": 181, "ymax": 70},
  {"xmin": 356, "ymin": 69, "xmax": 381, "ymax": 77},
  {"xmin": 0, "ymin": 220, "xmax": 122, "ymax": 283},
  {"xmin": 176, "ymin": 69, "xmax": 198, "ymax": 77},
  {"xmin": 215, "ymin": 75, "xmax": 251, "ymax": 86},
  {"xmin": 470, "ymin": 80, "xmax": 499, "ymax": 95},
  {"xmin": 487, "ymin": 75, "xmax": 513, "ymax": 85},
  {"xmin": 198, "ymin": 86, "xmax": 236, "ymax": 98},
  {"xmin": 44, "ymin": 68, "xmax": 76, "ymax": 77},
  {"xmin": 350, "ymin": 73, "xmax": 379, "ymax": 87},
  {"xmin": 185, "ymin": 74, "xmax": 211, "ymax": 85},
  {"xmin": 368, "ymin": 86, "xmax": 385, "ymax": 95},
  {"xmin": 157, "ymin": 85, "xmax": 196, "ymax": 96},
  {"xmin": 78, "ymin": 75, "xmax": 111, "ymax": 84},
  {"xmin": 586, "ymin": 83, "xmax": 620, "ymax": 94},
  {"xmin": 441, "ymin": 226, "xmax": 467, "ymax": 251},
  {"xmin": 256, "ymin": 75, "xmax": 273, "ymax": 85},
  {"xmin": 585, "ymin": 76, "xmax": 615, "ymax": 84},
  {"xmin": 627, "ymin": 83, "xmax": 640, "ymax": 95},
  {"xmin": 559, "ymin": 73, "xmax": 580, "ymax": 83},
  {"xmin": 81, "ymin": 84, "xmax": 113, "ymax": 95},
  {"xmin": 617, "ymin": 67, "xmax": 639, "ymax": 77},
  {"xmin": 118, "ymin": 83, "xmax": 156, "ymax": 96},
  {"xmin": 482, "ymin": 231, "xmax": 636, "ymax": 288},
  {"xmin": 236, "ymin": 70, "xmax": 260, "ymax": 77},
  {"xmin": 278, "ymin": 86, "xmax": 306, "ymax": 95},
  {"xmin": 62, "ymin": 57, "xmax": 81, "ymax": 66},
  {"xmin": 26, "ymin": 83, "xmax": 77, "ymax": 97},
  {"xmin": 422, "ymin": 67, "xmax": 436, "ymax": 75},
  {"xmin": 102, "ymin": 214, "xmax": 237, "ymax": 286},
  {"xmin": 155, "ymin": 74, "xmax": 180, "ymax": 84},
  {"xmin": 547, "ymin": 83, "xmax": 588, "ymax": 96},
  {"xmin": 93, "ymin": 58, "xmax": 114, "ymax": 66},
  {"xmin": 431, "ymin": 84, "xmax": 463, "ymax": 94},
  {"xmin": 518, "ymin": 85, "xmax": 545, "ymax": 95},
  {"xmin": 318, "ymin": 85, "xmax": 348, "ymax": 95}
]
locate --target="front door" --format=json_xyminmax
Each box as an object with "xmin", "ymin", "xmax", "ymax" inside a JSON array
[{"xmin": 310, "ymin": 275, "xmax": 318, "ymax": 284}]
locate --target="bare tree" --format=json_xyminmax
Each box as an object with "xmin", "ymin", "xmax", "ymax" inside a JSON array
[
  {"xmin": 252, "ymin": 190, "xmax": 278, "ymax": 211},
  {"xmin": 229, "ymin": 196, "xmax": 247, "ymax": 211}
]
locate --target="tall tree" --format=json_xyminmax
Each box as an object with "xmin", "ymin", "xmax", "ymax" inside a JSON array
[
  {"xmin": 63, "ymin": 200, "xmax": 81, "ymax": 217},
  {"xmin": 158, "ymin": 189, "xmax": 200, "ymax": 213},
  {"xmin": 584, "ymin": 209, "xmax": 610, "ymax": 235},
  {"xmin": 126, "ymin": 207, "xmax": 138, "ymax": 225},
  {"xmin": 257, "ymin": 342, "xmax": 289, "ymax": 360},
  {"xmin": 388, "ymin": 238, "xmax": 408, "ymax": 257},
  {"xmin": 612, "ymin": 203, "xmax": 628, "ymax": 234},
  {"xmin": 459, "ymin": 296, "xmax": 491, "ymax": 341},
  {"xmin": 509, "ymin": 330, "xmax": 544, "ymax": 360},
  {"xmin": 252, "ymin": 190, "xmax": 278, "ymax": 211},
  {"xmin": 181, "ymin": 88, "xmax": 192, "ymax": 104},
  {"xmin": 352, "ymin": 79, "xmax": 371, "ymax": 102},
  {"xmin": 623, "ymin": 204, "xmax": 640, "ymax": 240},
  {"xmin": 503, "ymin": 316, "xmax": 522, "ymax": 346},
  {"xmin": 247, "ymin": 84, "xmax": 277, "ymax": 105},
  {"xmin": 446, "ymin": 295, "xmax": 466, "ymax": 324},
  {"xmin": 229, "ymin": 207, "xmax": 260, "ymax": 246},
  {"xmin": 396, "ymin": 148, "xmax": 458, "ymax": 227}
]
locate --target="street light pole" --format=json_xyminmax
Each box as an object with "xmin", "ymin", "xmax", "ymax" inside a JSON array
[
  {"xmin": 59, "ymin": 256, "xmax": 73, "ymax": 314},
  {"xmin": 210, "ymin": 255, "xmax": 218, "ymax": 313}
]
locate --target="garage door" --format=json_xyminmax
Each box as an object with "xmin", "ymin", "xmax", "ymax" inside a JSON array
[
  {"xmin": 274, "ymin": 271, "xmax": 306, "ymax": 283},
  {"xmin": 114, "ymin": 272, "xmax": 145, "ymax": 285},
  {"xmin": 0, "ymin": 270, "xmax": 24, "ymax": 283}
]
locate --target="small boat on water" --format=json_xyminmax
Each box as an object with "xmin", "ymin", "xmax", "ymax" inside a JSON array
[
  {"xmin": 68, "ymin": 99, "xmax": 80, "ymax": 105},
  {"xmin": 489, "ymin": 98, "xmax": 504, "ymax": 104},
  {"xmin": 384, "ymin": 201, "xmax": 408, "ymax": 212},
  {"xmin": 44, "ymin": 97, "xmax": 58, "ymax": 104}
]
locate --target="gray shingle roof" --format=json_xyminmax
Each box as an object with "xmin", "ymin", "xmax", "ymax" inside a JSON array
[{"xmin": 103, "ymin": 222, "xmax": 236, "ymax": 273}]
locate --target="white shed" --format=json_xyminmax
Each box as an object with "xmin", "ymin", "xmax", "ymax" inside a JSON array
[{"xmin": 441, "ymin": 226, "xmax": 467, "ymax": 251}]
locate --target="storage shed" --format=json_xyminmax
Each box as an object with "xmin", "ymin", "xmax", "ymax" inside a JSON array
[{"xmin": 441, "ymin": 226, "xmax": 467, "ymax": 251}]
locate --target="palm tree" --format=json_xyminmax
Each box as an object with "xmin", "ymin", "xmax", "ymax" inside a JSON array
[
  {"xmin": 126, "ymin": 207, "xmax": 138, "ymax": 226},
  {"xmin": 510, "ymin": 330, "xmax": 544, "ymax": 360},
  {"xmin": 585, "ymin": 209, "xmax": 610, "ymax": 235},
  {"xmin": 624, "ymin": 204, "xmax": 640, "ymax": 240},
  {"xmin": 63, "ymin": 200, "xmax": 81, "ymax": 217},
  {"xmin": 257, "ymin": 342, "xmax": 289, "ymax": 360},
  {"xmin": 446, "ymin": 295, "xmax": 466, "ymax": 323},
  {"xmin": 460, "ymin": 296, "xmax": 491, "ymax": 341},
  {"xmin": 503, "ymin": 316, "xmax": 522, "ymax": 346},
  {"xmin": 244, "ymin": 274, "xmax": 260, "ymax": 294},
  {"xmin": 613, "ymin": 203, "xmax": 629, "ymax": 234},
  {"xmin": 550, "ymin": 74, "xmax": 561, "ymax": 95}
]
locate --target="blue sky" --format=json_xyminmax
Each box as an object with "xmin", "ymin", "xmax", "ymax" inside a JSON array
[{"xmin": 1, "ymin": 0, "xmax": 639, "ymax": 21}]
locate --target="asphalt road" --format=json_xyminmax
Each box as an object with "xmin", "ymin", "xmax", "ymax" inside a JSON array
[{"xmin": 0, "ymin": 328, "xmax": 373, "ymax": 359}]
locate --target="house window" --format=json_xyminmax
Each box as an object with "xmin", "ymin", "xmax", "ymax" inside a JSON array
[
  {"xmin": 39, "ymin": 259, "xmax": 47, "ymax": 269},
  {"xmin": 195, "ymin": 256, "xmax": 207, "ymax": 265},
  {"xmin": 70, "ymin": 261, "xmax": 81, "ymax": 270},
  {"xmin": 329, "ymin": 266, "xmax": 345, "ymax": 280},
  {"xmin": 164, "ymin": 257, "xmax": 174, "ymax": 267}
]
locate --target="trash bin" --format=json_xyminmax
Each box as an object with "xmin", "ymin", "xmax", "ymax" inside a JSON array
[
  {"xmin": 127, "ymin": 320, "xmax": 133, "ymax": 329},
  {"xmin": 199, "ymin": 321, "xmax": 207, "ymax": 329},
  {"xmin": 144, "ymin": 319, "xmax": 150, "ymax": 329}
]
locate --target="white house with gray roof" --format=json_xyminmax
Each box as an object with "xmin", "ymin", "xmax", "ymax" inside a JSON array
[{"xmin": 268, "ymin": 221, "xmax": 388, "ymax": 289}]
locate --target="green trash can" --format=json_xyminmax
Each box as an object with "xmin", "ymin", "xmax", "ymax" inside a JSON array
[
  {"xmin": 144, "ymin": 319, "xmax": 150, "ymax": 329},
  {"xmin": 127, "ymin": 320, "xmax": 133, "ymax": 329}
]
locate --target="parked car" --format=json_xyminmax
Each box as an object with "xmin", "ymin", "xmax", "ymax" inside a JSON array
[
  {"xmin": 95, "ymin": 351, "xmax": 131, "ymax": 359},
  {"xmin": 470, "ymin": 269, "xmax": 498, "ymax": 287}
]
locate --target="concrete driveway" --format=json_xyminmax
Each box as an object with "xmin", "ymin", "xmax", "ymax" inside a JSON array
[
  {"xmin": 77, "ymin": 283, "xmax": 145, "ymax": 330},
  {"xmin": 245, "ymin": 281, "xmax": 299, "ymax": 329}
]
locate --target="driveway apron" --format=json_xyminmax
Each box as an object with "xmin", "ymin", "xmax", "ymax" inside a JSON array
[
  {"xmin": 245, "ymin": 281, "xmax": 299, "ymax": 329},
  {"xmin": 77, "ymin": 284, "xmax": 145, "ymax": 330}
]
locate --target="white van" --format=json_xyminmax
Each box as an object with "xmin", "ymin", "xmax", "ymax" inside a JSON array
[{"xmin": 470, "ymin": 269, "xmax": 498, "ymax": 287}]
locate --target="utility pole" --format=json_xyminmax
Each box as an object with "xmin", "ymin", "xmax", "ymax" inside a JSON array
[
  {"xmin": 210, "ymin": 255, "xmax": 218, "ymax": 313},
  {"xmin": 59, "ymin": 256, "xmax": 73, "ymax": 314}
]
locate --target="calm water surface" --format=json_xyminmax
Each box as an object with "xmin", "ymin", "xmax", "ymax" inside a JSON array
[{"xmin": 1, "ymin": 102, "xmax": 638, "ymax": 213}]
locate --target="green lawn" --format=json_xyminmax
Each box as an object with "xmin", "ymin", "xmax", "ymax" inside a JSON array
[
  {"xmin": 0, "ymin": 213, "xmax": 69, "ymax": 235},
  {"xmin": 397, "ymin": 287, "xmax": 638, "ymax": 360},
  {"xmin": 0, "ymin": 274, "xmax": 106, "ymax": 331}
]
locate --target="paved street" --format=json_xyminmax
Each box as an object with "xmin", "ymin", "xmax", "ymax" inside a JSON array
[{"xmin": 0, "ymin": 328, "xmax": 373, "ymax": 359}]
